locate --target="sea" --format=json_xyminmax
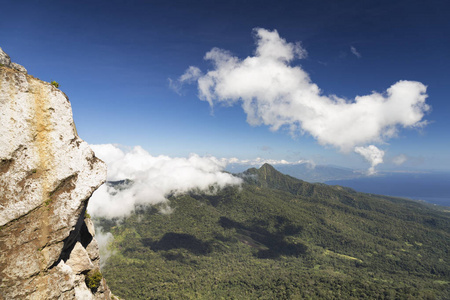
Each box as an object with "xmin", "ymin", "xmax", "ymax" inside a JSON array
[{"xmin": 325, "ymin": 172, "xmax": 450, "ymax": 207}]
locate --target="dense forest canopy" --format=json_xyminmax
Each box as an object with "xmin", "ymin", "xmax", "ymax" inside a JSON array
[{"xmin": 98, "ymin": 164, "xmax": 450, "ymax": 299}]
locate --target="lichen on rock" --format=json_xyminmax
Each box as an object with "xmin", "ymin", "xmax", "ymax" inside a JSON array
[{"xmin": 0, "ymin": 47, "xmax": 112, "ymax": 299}]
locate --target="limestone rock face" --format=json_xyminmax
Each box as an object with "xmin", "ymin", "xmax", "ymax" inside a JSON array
[
  {"xmin": 10, "ymin": 62, "xmax": 27, "ymax": 74},
  {"xmin": 0, "ymin": 47, "xmax": 11, "ymax": 66},
  {"xmin": 67, "ymin": 242, "xmax": 95, "ymax": 274},
  {"xmin": 0, "ymin": 49, "xmax": 111, "ymax": 299},
  {"xmin": 0, "ymin": 47, "xmax": 26, "ymax": 74}
]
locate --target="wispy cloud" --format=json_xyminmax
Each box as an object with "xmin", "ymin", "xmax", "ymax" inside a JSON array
[
  {"xmin": 392, "ymin": 154, "xmax": 408, "ymax": 166},
  {"xmin": 178, "ymin": 28, "xmax": 430, "ymax": 173},
  {"xmin": 350, "ymin": 46, "xmax": 362, "ymax": 58},
  {"xmin": 169, "ymin": 66, "xmax": 202, "ymax": 95},
  {"xmin": 259, "ymin": 145, "xmax": 272, "ymax": 152},
  {"xmin": 95, "ymin": 227, "xmax": 115, "ymax": 268},
  {"xmin": 88, "ymin": 144, "xmax": 242, "ymax": 219}
]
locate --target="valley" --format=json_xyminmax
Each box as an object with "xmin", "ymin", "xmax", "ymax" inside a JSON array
[{"xmin": 97, "ymin": 164, "xmax": 450, "ymax": 299}]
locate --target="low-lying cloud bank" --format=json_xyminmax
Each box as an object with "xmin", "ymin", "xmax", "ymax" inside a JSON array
[
  {"xmin": 223, "ymin": 157, "xmax": 315, "ymax": 174},
  {"xmin": 174, "ymin": 28, "xmax": 430, "ymax": 173},
  {"xmin": 224, "ymin": 157, "xmax": 313, "ymax": 167},
  {"xmin": 88, "ymin": 144, "xmax": 242, "ymax": 219}
]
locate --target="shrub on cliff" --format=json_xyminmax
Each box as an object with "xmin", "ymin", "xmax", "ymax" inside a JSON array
[{"xmin": 85, "ymin": 269, "xmax": 103, "ymax": 292}]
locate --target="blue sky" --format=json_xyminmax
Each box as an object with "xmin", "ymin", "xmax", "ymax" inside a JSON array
[{"xmin": 1, "ymin": 0, "xmax": 449, "ymax": 172}]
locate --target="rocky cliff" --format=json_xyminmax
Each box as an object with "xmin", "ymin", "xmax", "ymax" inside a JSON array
[{"xmin": 0, "ymin": 47, "xmax": 113, "ymax": 299}]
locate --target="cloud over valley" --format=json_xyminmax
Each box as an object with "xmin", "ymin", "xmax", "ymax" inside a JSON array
[{"xmin": 88, "ymin": 144, "xmax": 242, "ymax": 218}]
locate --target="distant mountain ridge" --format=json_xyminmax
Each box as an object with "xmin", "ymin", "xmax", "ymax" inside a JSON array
[
  {"xmin": 241, "ymin": 163, "xmax": 357, "ymax": 196},
  {"xmin": 275, "ymin": 163, "xmax": 362, "ymax": 182},
  {"xmin": 227, "ymin": 162, "xmax": 362, "ymax": 183}
]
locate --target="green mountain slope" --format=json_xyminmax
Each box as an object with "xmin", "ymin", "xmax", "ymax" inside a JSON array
[{"xmin": 98, "ymin": 164, "xmax": 450, "ymax": 299}]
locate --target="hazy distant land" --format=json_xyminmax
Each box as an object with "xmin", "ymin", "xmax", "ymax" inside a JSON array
[
  {"xmin": 227, "ymin": 163, "xmax": 450, "ymax": 207},
  {"xmin": 326, "ymin": 172, "xmax": 450, "ymax": 207}
]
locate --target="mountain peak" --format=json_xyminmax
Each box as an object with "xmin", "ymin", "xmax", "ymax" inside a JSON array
[
  {"xmin": 241, "ymin": 163, "xmax": 312, "ymax": 195},
  {"xmin": 259, "ymin": 163, "xmax": 276, "ymax": 171},
  {"xmin": 257, "ymin": 163, "xmax": 288, "ymax": 183},
  {"xmin": 258, "ymin": 163, "xmax": 279, "ymax": 176}
]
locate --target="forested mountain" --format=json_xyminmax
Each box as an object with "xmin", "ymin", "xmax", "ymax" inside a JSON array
[
  {"xmin": 226, "ymin": 162, "xmax": 360, "ymax": 183},
  {"xmin": 98, "ymin": 164, "xmax": 450, "ymax": 299}
]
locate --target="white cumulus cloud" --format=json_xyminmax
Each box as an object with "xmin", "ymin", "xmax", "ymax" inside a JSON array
[
  {"xmin": 178, "ymin": 28, "xmax": 430, "ymax": 173},
  {"xmin": 88, "ymin": 144, "xmax": 242, "ymax": 219},
  {"xmin": 354, "ymin": 145, "xmax": 385, "ymax": 175}
]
